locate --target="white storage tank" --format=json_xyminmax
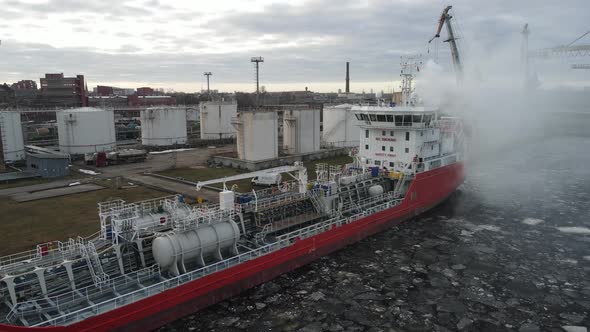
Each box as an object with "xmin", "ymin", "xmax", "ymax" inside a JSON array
[
  {"xmin": 140, "ymin": 107, "xmax": 188, "ymax": 146},
  {"xmin": 322, "ymin": 104, "xmax": 360, "ymax": 148},
  {"xmin": 0, "ymin": 111, "xmax": 25, "ymax": 162},
  {"xmin": 235, "ymin": 110, "xmax": 278, "ymax": 161},
  {"xmin": 283, "ymin": 108, "xmax": 320, "ymax": 154},
  {"xmin": 200, "ymin": 101, "xmax": 237, "ymax": 139},
  {"xmin": 56, "ymin": 107, "xmax": 116, "ymax": 154}
]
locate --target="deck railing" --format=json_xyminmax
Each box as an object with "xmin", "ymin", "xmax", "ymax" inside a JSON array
[{"xmin": 19, "ymin": 194, "xmax": 403, "ymax": 327}]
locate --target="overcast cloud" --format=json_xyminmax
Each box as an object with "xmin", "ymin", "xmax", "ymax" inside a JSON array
[{"xmin": 0, "ymin": 0, "xmax": 588, "ymax": 92}]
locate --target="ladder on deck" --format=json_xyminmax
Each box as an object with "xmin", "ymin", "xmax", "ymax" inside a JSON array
[
  {"xmin": 307, "ymin": 190, "xmax": 324, "ymax": 215},
  {"xmin": 82, "ymin": 242, "xmax": 109, "ymax": 286}
]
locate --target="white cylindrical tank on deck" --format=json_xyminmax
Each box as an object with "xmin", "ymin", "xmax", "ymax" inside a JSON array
[
  {"xmin": 368, "ymin": 185, "xmax": 384, "ymax": 197},
  {"xmin": 56, "ymin": 107, "xmax": 116, "ymax": 154},
  {"xmin": 0, "ymin": 111, "xmax": 25, "ymax": 162},
  {"xmin": 199, "ymin": 101, "xmax": 238, "ymax": 139},
  {"xmin": 322, "ymin": 104, "xmax": 360, "ymax": 148},
  {"xmin": 140, "ymin": 107, "xmax": 187, "ymax": 146},
  {"xmin": 152, "ymin": 220, "xmax": 241, "ymax": 272},
  {"xmin": 283, "ymin": 108, "xmax": 320, "ymax": 154},
  {"xmin": 235, "ymin": 110, "xmax": 278, "ymax": 161}
]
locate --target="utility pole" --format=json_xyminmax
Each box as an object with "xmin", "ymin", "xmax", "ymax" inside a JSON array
[
  {"xmin": 250, "ymin": 56, "xmax": 264, "ymax": 106},
  {"xmin": 203, "ymin": 72, "xmax": 212, "ymax": 98}
]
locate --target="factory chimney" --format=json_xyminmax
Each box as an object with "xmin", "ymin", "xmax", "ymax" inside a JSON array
[{"xmin": 345, "ymin": 62, "xmax": 350, "ymax": 93}]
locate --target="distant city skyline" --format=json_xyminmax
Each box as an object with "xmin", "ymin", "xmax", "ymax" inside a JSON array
[{"xmin": 1, "ymin": 0, "xmax": 589, "ymax": 92}]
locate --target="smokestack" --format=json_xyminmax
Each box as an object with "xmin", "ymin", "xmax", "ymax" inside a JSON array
[{"xmin": 345, "ymin": 62, "xmax": 350, "ymax": 93}]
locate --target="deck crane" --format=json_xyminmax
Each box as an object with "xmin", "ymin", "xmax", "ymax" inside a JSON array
[
  {"xmin": 196, "ymin": 162, "xmax": 308, "ymax": 194},
  {"xmin": 429, "ymin": 5, "xmax": 463, "ymax": 82}
]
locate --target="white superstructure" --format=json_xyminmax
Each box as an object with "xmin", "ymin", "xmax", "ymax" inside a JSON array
[
  {"xmin": 56, "ymin": 107, "xmax": 116, "ymax": 154},
  {"xmin": 355, "ymin": 106, "xmax": 447, "ymax": 172},
  {"xmin": 140, "ymin": 107, "xmax": 187, "ymax": 146},
  {"xmin": 0, "ymin": 111, "xmax": 25, "ymax": 162},
  {"xmin": 322, "ymin": 104, "xmax": 360, "ymax": 148},
  {"xmin": 233, "ymin": 110, "xmax": 278, "ymax": 161},
  {"xmin": 199, "ymin": 101, "xmax": 238, "ymax": 140},
  {"xmin": 283, "ymin": 108, "xmax": 320, "ymax": 154}
]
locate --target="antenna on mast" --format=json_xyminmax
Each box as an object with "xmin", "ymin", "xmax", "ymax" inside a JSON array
[{"xmin": 400, "ymin": 54, "xmax": 422, "ymax": 106}]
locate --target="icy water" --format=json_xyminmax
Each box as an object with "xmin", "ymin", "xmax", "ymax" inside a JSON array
[{"xmin": 161, "ymin": 134, "xmax": 590, "ymax": 332}]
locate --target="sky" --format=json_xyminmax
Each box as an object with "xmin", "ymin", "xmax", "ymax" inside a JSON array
[{"xmin": 0, "ymin": 0, "xmax": 588, "ymax": 93}]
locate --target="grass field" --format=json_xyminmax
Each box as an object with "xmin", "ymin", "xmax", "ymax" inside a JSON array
[
  {"xmin": 0, "ymin": 184, "xmax": 165, "ymax": 256},
  {"xmin": 157, "ymin": 154, "xmax": 354, "ymax": 192}
]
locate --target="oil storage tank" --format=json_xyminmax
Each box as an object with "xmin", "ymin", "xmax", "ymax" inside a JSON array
[
  {"xmin": 57, "ymin": 107, "xmax": 116, "ymax": 154},
  {"xmin": 140, "ymin": 107, "xmax": 187, "ymax": 146},
  {"xmin": 234, "ymin": 110, "xmax": 278, "ymax": 161},
  {"xmin": 322, "ymin": 104, "xmax": 359, "ymax": 148},
  {"xmin": 283, "ymin": 107, "xmax": 320, "ymax": 154},
  {"xmin": 199, "ymin": 101, "xmax": 237, "ymax": 139},
  {"xmin": 0, "ymin": 111, "xmax": 25, "ymax": 163}
]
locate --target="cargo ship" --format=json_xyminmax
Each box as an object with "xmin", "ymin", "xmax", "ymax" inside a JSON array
[
  {"xmin": 0, "ymin": 106, "xmax": 465, "ymax": 331},
  {"xmin": 0, "ymin": 9, "xmax": 466, "ymax": 330}
]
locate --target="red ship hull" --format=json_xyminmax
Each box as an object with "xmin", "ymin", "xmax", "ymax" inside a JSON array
[{"xmin": 1, "ymin": 161, "xmax": 464, "ymax": 332}]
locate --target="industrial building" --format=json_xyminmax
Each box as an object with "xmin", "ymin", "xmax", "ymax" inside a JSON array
[
  {"xmin": 140, "ymin": 107, "xmax": 188, "ymax": 146},
  {"xmin": 128, "ymin": 95, "xmax": 176, "ymax": 106},
  {"xmin": 283, "ymin": 107, "xmax": 321, "ymax": 154},
  {"xmin": 39, "ymin": 73, "xmax": 87, "ymax": 107},
  {"xmin": 25, "ymin": 145, "xmax": 70, "ymax": 178},
  {"xmin": 234, "ymin": 110, "xmax": 278, "ymax": 161},
  {"xmin": 199, "ymin": 101, "xmax": 238, "ymax": 140},
  {"xmin": 56, "ymin": 107, "xmax": 116, "ymax": 154},
  {"xmin": 322, "ymin": 104, "xmax": 361, "ymax": 148},
  {"xmin": 0, "ymin": 111, "xmax": 25, "ymax": 163},
  {"xmin": 94, "ymin": 85, "xmax": 135, "ymax": 96}
]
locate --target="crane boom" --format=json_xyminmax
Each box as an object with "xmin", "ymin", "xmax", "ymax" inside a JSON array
[
  {"xmin": 428, "ymin": 6, "xmax": 462, "ymax": 82},
  {"xmin": 428, "ymin": 5, "xmax": 452, "ymax": 44},
  {"xmin": 195, "ymin": 164, "xmax": 307, "ymax": 191}
]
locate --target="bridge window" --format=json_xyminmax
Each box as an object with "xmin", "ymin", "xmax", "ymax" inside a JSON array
[
  {"xmin": 395, "ymin": 115, "xmax": 403, "ymax": 125},
  {"xmin": 413, "ymin": 115, "xmax": 422, "ymax": 123},
  {"xmin": 369, "ymin": 114, "xmax": 377, "ymax": 121},
  {"xmin": 377, "ymin": 114, "xmax": 386, "ymax": 122},
  {"xmin": 386, "ymin": 114, "xmax": 394, "ymax": 122}
]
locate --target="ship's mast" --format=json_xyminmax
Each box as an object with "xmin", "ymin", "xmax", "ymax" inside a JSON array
[{"xmin": 400, "ymin": 55, "xmax": 422, "ymax": 106}]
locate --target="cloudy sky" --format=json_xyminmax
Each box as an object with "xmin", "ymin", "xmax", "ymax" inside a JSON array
[{"xmin": 0, "ymin": 0, "xmax": 588, "ymax": 92}]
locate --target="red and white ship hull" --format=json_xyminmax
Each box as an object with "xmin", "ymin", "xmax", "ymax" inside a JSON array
[{"xmin": 1, "ymin": 161, "xmax": 464, "ymax": 332}]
